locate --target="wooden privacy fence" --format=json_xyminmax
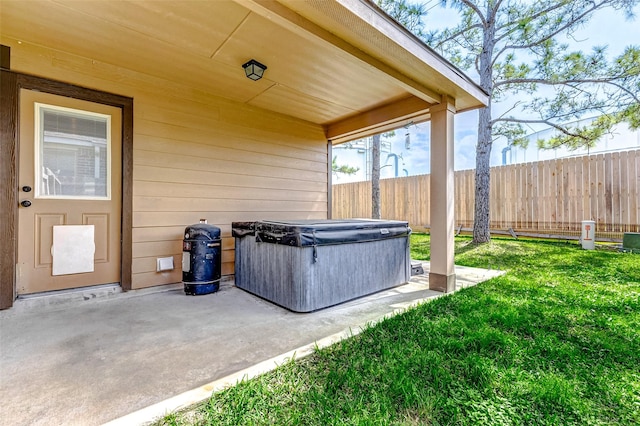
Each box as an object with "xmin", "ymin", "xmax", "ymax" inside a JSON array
[{"xmin": 332, "ymin": 149, "xmax": 640, "ymax": 240}]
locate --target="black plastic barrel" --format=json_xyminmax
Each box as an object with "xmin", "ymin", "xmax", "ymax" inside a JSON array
[{"xmin": 182, "ymin": 219, "xmax": 222, "ymax": 295}]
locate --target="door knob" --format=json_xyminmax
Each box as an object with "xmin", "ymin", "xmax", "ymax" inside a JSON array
[
  {"xmin": 20, "ymin": 200, "xmax": 32, "ymax": 208},
  {"xmin": 22, "ymin": 186, "xmax": 32, "ymax": 192}
]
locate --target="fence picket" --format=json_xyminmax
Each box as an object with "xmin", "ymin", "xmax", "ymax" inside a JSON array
[
  {"xmin": 632, "ymin": 151, "xmax": 640, "ymax": 228},
  {"xmin": 612, "ymin": 152, "xmax": 621, "ymax": 232},
  {"xmin": 332, "ymin": 149, "xmax": 640, "ymax": 239}
]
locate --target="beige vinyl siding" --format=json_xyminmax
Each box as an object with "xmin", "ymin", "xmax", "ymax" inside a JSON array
[{"xmin": 4, "ymin": 37, "xmax": 329, "ymax": 290}]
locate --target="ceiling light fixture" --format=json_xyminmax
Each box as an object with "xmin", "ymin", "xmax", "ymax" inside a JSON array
[{"xmin": 242, "ymin": 59, "xmax": 267, "ymax": 81}]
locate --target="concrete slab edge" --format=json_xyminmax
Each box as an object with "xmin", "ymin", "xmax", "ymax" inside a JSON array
[
  {"xmin": 5, "ymin": 279, "xmax": 236, "ymax": 316},
  {"xmin": 101, "ymin": 294, "xmax": 443, "ymax": 426}
]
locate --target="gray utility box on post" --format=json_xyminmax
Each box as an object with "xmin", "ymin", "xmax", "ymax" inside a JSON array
[{"xmin": 232, "ymin": 219, "xmax": 411, "ymax": 312}]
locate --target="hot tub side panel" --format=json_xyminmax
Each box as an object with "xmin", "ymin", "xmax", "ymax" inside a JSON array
[
  {"xmin": 308, "ymin": 237, "xmax": 411, "ymax": 311},
  {"xmin": 234, "ymin": 235, "xmax": 410, "ymax": 312},
  {"xmin": 235, "ymin": 236, "xmax": 307, "ymax": 310}
]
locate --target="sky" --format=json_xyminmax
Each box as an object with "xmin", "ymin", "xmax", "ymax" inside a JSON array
[{"xmin": 333, "ymin": 2, "xmax": 640, "ymax": 183}]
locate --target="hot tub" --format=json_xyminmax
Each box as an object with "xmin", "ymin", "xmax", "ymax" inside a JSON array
[{"xmin": 232, "ymin": 219, "xmax": 411, "ymax": 312}]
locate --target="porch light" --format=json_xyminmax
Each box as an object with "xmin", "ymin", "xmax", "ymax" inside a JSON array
[{"xmin": 242, "ymin": 59, "xmax": 267, "ymax": 81}]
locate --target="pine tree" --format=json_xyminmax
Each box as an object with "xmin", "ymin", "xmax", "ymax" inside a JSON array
[{"xmin": 378, "ymin": 0, "xmax": 639, "ymax": 242}]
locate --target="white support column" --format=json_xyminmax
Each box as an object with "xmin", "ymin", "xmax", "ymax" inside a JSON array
[{"xmin": 429, "ymin": 96, "xmax": 456, "ymax": 292}]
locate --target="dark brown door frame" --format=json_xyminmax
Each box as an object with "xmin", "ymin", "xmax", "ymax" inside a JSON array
[{"xmin": 0, "ymin": 67, "xmax": 133, "ymax": 309}]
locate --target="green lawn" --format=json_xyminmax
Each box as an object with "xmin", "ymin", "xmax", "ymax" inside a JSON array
[{"xmin": 161, "ymin": 236, "xmax": 640, "ymax": 426}]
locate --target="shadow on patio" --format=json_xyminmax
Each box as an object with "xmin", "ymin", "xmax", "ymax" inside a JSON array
[{"xmin": 0, "ymin": 263, "xmax": 503, "ymax": 426}]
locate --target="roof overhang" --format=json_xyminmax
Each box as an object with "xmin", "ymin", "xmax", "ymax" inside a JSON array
[{"xmin": 0, "ymin": 0, "xmax": 488, "ymax": 143}]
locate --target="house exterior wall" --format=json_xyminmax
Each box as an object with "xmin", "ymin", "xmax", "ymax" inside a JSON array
[{"xmin": 2, "ymin": 38, "xmax": 329, "ymax": 290}]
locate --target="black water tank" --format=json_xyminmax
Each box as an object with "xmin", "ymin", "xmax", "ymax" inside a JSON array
[{"xmin": 182, "ymin": 219, "xmax": 221, "ymax": 295}]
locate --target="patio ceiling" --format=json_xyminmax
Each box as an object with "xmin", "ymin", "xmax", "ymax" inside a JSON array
[{"xmin": 0, "ymin": 0, "xmax": 488, "ymax": 143}]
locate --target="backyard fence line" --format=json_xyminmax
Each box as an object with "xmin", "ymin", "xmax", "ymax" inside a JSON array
[{"xmin": 332, "ymin": 149, "xmax": 640, "ymax": 241}]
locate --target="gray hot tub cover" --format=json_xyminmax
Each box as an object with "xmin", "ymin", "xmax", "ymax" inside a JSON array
[{"xmin": 232, "ymin": 219, "xmax": 410, "ymax": 247}]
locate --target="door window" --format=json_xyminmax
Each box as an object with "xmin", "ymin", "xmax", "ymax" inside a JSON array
[{"xmin": 35, "ymin": 103, "xmax": 111, "ymax": 199}]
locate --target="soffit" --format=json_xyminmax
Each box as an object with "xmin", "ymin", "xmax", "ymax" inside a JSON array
[
  {"xmin": 277, "ymin": 0, "xmax": 488, "ymax": 113},
  {"xmin": 0, "ymin": 0, "xmax": 486, "ymax": 141}
]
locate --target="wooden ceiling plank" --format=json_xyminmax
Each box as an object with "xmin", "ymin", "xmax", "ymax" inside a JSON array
[
  {"xmin": 235, "ymin": 0, "xmax": 442, "ymax": 104},
  {"xmin": 0, "ymin": 1, "xmax": 261, "ymax": 104},
  {"xmin": 250, "ymin": 83, "xmax": 357, "ymax": 123},
  {"xmin": 331, "ymin": 0, "xmax": 488, "ymax": 105},
  {"xmin": 48, "ymin": 0, "xmax": 250, "ymax": 59},
  {"xmin": 214, "ymin": 11, "xmax": 405, "ymax": 113},
  {"xmin": 278, "ymin": 0, "xmax": 488, "ymax": 111}
]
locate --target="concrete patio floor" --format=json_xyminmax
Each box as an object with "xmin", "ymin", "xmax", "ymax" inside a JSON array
[{"xmin": 0, "ymin": 263, "xmax": 503, "ymax": 426}]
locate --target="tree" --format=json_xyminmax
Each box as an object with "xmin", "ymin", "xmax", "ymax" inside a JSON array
[
  {"xmin": 372, "ymin": 134, "xmax": 381, "ymax": 219},
  {"xmin": 370, "ymin": 131, "xmax": 398, "ymax": 219},
  {"xmin": 371, "ymin": 1, "xmax": 426, "ymax": 220},
  {"xmin": 379, "ymin": 0, "xmax": 640, "ymax": 243},
  {"xmin": 332, "ymin": 156, "xmax": 359, "ymax": 176},
  {"xmin": 375, "ymin": 0, "xmax": 426, "ymax": 34}
]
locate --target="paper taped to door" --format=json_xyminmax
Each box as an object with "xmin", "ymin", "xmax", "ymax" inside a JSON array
[{"xmin": 51, "ymin": 225, "xmax": 95, "ymax": 275}]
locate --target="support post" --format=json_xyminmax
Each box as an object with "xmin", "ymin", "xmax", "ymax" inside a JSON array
[
  {"xmin": 429, "ymin": 96, "xmax": 456, "ymax": 292},
  {"xmin": 327, "ymin": 141, "xmax": 333, "ymax": 219}
]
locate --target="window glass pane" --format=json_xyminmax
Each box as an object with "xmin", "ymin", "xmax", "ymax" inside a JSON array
[{"xmin": 37, "ymin": 106, "xmax": 109, "ymax": 198}]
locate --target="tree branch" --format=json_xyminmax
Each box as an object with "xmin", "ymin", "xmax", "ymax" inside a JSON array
[
  {"xmin": 494, "ymin": 75, "xmax": 632, "ymax": 89},
  {"xmin": 497, "ymin": 0, "xmax": 608, "ymax": 54},
  {"xmin": 606, "ymin": 81, "xmax": 640, "ymax": 103},
  {"xmin": 494, "ymin": 0, "xmax": 576, "ymax": 45},
  {"xmin": 492, "ymin": 0, "xmax": 506, "ymax": 15},
  {"xmin": 457, "ymin": 0, "xmax": 487, "ymax": 27},
  {"xmin": 491, "ymin": 117, "xmax": 590, "ymax": 140},
  {"xmin": 431, "ymin": 23, "xmax": 483, "ymax": 51},
  {"xmin": 494, "ymin": 100, "xmax": 524, "ymax": 122}
]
